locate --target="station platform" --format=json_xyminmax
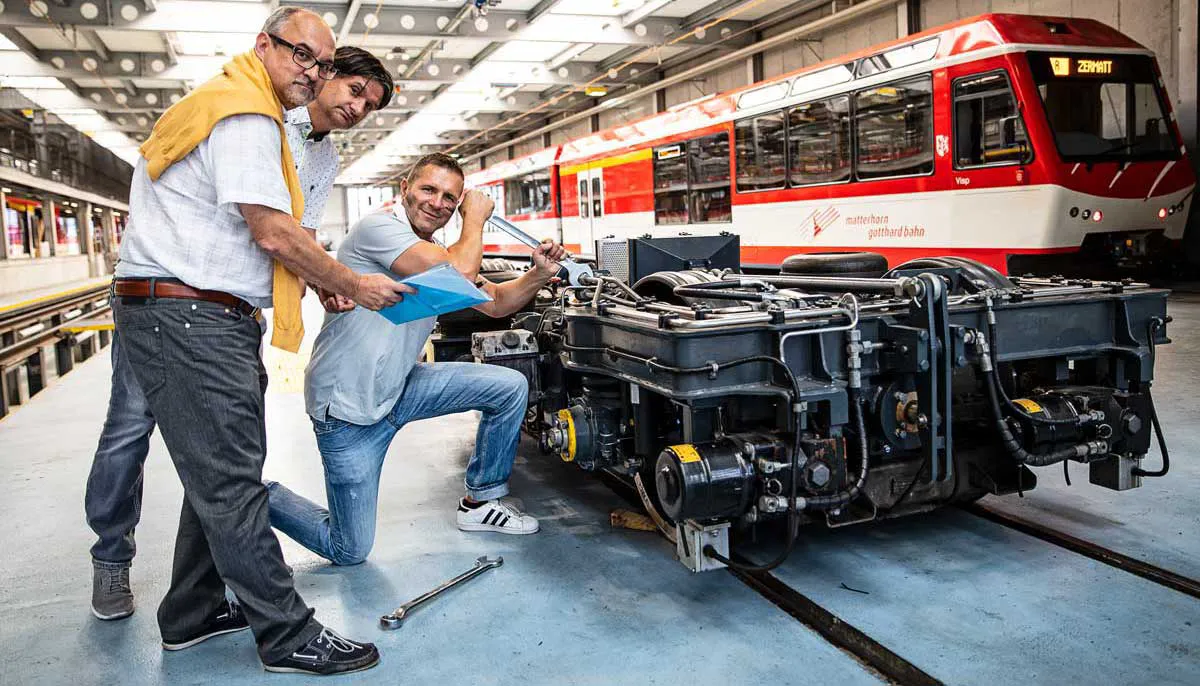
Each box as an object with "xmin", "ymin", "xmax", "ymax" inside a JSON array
[
  {"xmin": 1, "ymin": 295, "xmax": 1197, "ymax": 685},
  {"xmin": 0, "ymin": 277, "xmax": 112, "ymax": 314}
]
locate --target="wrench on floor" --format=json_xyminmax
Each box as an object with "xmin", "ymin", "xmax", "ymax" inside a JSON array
[
  {"xmin": 485, "ymin": 215, "xmax": 596, "ymax": 287},
  {"xmin": 379, "ymin": 555, "xmax": 504, "ymax": 629}
]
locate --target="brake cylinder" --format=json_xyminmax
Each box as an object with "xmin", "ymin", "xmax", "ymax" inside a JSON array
[{"xmin": 654, "ymin": 437, "xmax": 759, "ymax": 521}]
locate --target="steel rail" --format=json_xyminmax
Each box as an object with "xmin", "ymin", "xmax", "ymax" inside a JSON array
[
  {"xmin": 964, "ymin": 503, "xmax": 1200, "ymax": 600},
  {"xmin": 595, "ymin": 471, "xmax": 942, "ymax": 686}
]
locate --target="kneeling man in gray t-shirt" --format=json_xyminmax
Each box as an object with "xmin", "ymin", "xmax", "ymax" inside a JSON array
[{"xmin": 266, "ymin": 152, "xmax": 567, "ymax": 565}]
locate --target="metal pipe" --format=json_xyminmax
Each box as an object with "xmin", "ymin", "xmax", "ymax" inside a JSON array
[
  {"xmin": 757, "ymin": 274, "xmax": 906, "ymax": 293},
  {"xmin": 778, "ymin": 294, "xmax": 860, "ymax": 365}
]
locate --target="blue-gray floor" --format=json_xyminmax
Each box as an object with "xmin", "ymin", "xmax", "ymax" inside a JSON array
[
  {"xmin": 2, "ymin": 295, "xmax": 1198, "ymax": 685},
  {"xmin": 0, "ymin": 306, "xmax": 881, "ymax": 686}
]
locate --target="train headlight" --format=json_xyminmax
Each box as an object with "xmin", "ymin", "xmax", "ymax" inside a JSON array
[
  {"xmin": 1158, "ymin": 208, "xmax": 1168, "ymax": 219},
  {"xmin": 1069, "ymin": 207, "xmax": 1080, "ymax": 218},
  {"xmin": 1081, "ymin": 209, "xmax": 1092, "ymax": 220},
  {"xmin": 1092, "ymin": 210, "xmax": 1103, "ymax": 223}
]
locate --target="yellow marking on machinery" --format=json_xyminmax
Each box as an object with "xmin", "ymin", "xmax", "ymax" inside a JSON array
[
  {"xmin": 557, "ymin": 408, "xmax": 576, "ymax": 461},
  {"xmin": 1013, "ymin": 398, "xmax": 1044, "ymax": 414},
  {"xmin": 560, "ymin": 148, "xmax": 652, "ymax": 177},
  {"xmin": 670, "ymin": 443, "xmax": 702, "ymax": 464},
  {"xmin": 0, "ymin": 278, "xmax": 111, "ymax": 315}
]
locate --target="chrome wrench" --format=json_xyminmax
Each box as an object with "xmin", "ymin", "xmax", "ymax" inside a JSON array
[
  {"xmin": 485, "ymin": 214, "xmax": 596, "ymax": 286},
  {"xmin": 379, "ymin": 555, "xmax": 503, "ymax": 629}
]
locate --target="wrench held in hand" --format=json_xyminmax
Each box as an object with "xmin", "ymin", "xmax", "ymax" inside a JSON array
[
  {"xmin": 380, "ymin": 556, "xmax": 503, "ymax": 629},
  {"xmin": 485, "ymin": 215, "xmax": 595, "ymax": 287}
]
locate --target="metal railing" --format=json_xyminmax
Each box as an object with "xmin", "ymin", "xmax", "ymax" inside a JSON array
[{"xmin": 0, "ymin": 282, "xmax": 112, "ymax": 418}]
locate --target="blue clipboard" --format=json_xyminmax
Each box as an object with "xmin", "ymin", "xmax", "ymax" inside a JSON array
[{"xmin": 376, "ymin": 263, "xmax": 492, "ymax": 325}]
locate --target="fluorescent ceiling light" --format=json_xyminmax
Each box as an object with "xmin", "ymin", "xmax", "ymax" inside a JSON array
[
  {"xmin": 621, "ymin": 0, "xmax": 671, "ymax": 27},
  {"xmin": 551, "ymin": 0, "xmax": 643, "ymax": 17},
  {"xmin": 546, "ymin": 42, "xmax": 594, "ymax": 69},
  {"xmin": 0, "ymin": 76, "xmax": 68, "ymax": 89}
]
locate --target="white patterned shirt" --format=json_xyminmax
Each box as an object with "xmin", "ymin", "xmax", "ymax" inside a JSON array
[
  {"xmin": 284, "ymin": 106, "xmax": 339, "ymax": 230},
  {"xmin": 117, "ymin": 111, "xmax": 337, "ymax": 307}
]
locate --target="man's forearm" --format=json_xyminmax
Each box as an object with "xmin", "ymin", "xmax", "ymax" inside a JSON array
[
  {"xmin": 446, "ymin": 217, "xmax": 485, "ymax": 282},
  {"xmin": 490, "ymin": 267, "xmax": 553, "ymax": 317},
  {"xmin": 245, "ymin": 205, "xmax": 359, "ymax": 297}
]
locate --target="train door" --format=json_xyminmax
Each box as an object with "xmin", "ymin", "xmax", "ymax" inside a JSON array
[
  {"xmin": 950, "ymin": 69, "xmax": 1034, "ymax": 270},
  {"xmin": 576, "ymin": 166, "xmax": 604, "ymax": 252}
]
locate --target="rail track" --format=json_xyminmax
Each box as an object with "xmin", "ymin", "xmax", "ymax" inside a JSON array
[
  {"xmin": 597, "ymin": 470, "xmax": 1198, "ymax": 685},
  {"xmin": 0, "ymin": 282, "xmax": 112, "ymax": 418}
]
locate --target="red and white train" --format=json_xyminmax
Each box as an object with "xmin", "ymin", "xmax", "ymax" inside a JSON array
[{"xmin": 454, "ymin": 13, "xmax": 1194, "ymax": 276}]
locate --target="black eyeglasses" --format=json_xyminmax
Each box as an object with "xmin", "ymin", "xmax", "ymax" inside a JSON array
[{"xmin": 268, "ymin": 34, "xmax": 337, "ymax": 80}]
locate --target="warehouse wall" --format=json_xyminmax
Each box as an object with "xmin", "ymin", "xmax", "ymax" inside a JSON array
[
  {"xmin": 513, "ymin": 138, "xmax": 544, "ymax": 158},
  {"xmin": 599, "ymin": 94, "xmax": 656, "ymax": 129},
  {"xmin": 761, "ymin": 2, "xmax": 903, "ymax": 79}
]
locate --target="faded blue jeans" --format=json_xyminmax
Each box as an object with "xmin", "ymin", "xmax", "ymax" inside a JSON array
[
  {"xmin": 85, "ymin": 332, "xmax": 156, "ymax": 563},
  {"xmin": 266, "ymin": 362, "xmax": 528, "ymax": 566}
]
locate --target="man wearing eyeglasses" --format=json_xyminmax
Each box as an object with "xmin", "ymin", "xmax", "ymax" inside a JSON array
[
  {"xmin": 85, "ymin": 46, "xmax": 395, "ymax": 625},
  {"xmin": 103, "ymin": 6, "xmax": 405, "ymax": 676}
]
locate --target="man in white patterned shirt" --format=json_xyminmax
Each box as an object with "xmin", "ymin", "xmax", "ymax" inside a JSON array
[{"xmin": 87, "ymin": 11, "xmax": 398, "ymax": 674}]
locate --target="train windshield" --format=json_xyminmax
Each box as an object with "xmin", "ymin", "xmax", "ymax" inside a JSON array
[{"xmin": 1027, "ymin": 52, "xmax": 1178, "ymax": 162}]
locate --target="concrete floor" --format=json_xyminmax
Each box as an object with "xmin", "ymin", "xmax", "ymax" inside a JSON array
[
  {"xmin": 0, "ymin": 300, "xmax": 882, "ymax": 686},
  {"xmin": 2, "ymin": 294, "xmax": 1198, "ymax": 685}
]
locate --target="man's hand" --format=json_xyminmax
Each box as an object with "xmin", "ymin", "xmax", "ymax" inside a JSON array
[
  {"xmin": 353, "ymin": 273, "xmax": 415, "ymax": 310},
  {"xmin": 316, "ymin": 286, "xmax": 355, "ymax": 313},
  {"xmin": 531, "ymin": 238, "xmax": 568, "ymax": 278},
  {"xmin": 458, "ymin": 189, "xmax": 495, "ymax": 225}
]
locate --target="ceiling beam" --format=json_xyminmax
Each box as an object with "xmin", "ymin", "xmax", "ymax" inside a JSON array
[
  {"xmin": 337, "ymin": 0, "xmax": 365, "ymax": 43},
  {"xmin": 80, "ymin": 30, "xmax": 112, "ymax": 63},
  {"xmin": 462, "ymin": 0, "xmax": 902, "ymax": 164},
  {"xmin": 0, "ymin": 27, "xmax": 43, "ymax": 61}
]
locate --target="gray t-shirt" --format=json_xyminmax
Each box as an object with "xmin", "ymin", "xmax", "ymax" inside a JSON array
[{"xmin": 304, "ymin": 210, "xmax": 441, "ymax": 425}]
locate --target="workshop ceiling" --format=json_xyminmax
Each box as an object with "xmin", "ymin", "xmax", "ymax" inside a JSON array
[{"xmin": 0, "ymin": 0, "xmax": 831, "ymax": 183}]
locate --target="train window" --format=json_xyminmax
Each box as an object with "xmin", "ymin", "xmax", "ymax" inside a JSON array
[
  {"xmin": 591, "ymin": 174, "xmax": 604, "ymax": 218},
  {"xmin": 1028, "ymin": 52, "xmax": 1178, "ymax": 161},
  {"xmin": 788, "ymin": 95, "xmax": 851, "ymax": 186},
  {"xmin": 735, "ymin": 112, "xmax": 786, "ymax": 192},
  {"xmin": 653, "ymin": 134, "xmax": 732, "ymax": 225},
  {"xmin": 953, "ymin": 72, "xmax": 1032, "ymax": 167},
  {"xmin": 503, "ymin": 171, "xmax": 552, "ymax": 216},
  {"xmin": 790, "ymin": 64, "xmax": 854, "ymax": 99},
  {"xmin": 857, "ymin": 38, "xmax": 939, "ymax": 78},
  {"xmin": 854, "ymin": 76, "xmax": 934, "ymax": 180},
  {"xmin": 688, "ymin": 133, "xmax": 731, "ymax": 223},
  {"xmin": 653, "ymin": 144, "xmax": 690, "ymax": 224},
  {"xmin": 578, "ymin": 177, "xmax": 589, "ymax": 219}
]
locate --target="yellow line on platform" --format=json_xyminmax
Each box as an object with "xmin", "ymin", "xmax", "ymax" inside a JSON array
[{"xmin": 0, "ymin": 279, "xmax": 111, "ymax": 315}]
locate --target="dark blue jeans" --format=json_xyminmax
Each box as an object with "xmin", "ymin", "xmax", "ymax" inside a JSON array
[
  {"xmin": 85, "ymin": 332, "xmax": 155, "ymax": 564},
  {"xmin": 113, "ymin": 296, "xmax": 321, "ymax": 663},
  {"xmin": 267, "ymin": 362, "xmax": 528, "ymax": 565}
]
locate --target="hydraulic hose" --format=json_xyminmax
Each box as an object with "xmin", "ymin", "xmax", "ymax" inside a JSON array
[
  {"xmin": 798, "ymin": 389, "xmax": 870, "ymax": 511},
  {"xmin": 984, "ymin": 308, "xmax": 1079, "ymax": 427},
  {"xmin": 700, "ymin": 377, "xmax": 804, "ymax": 573},
  {"xmin": 1132, "ymin": 318, "xmax": 1170, "ymax": 477},
  {"xmin": 985, "ymin": 366, "xmax": 1105, "ymax": 467}
]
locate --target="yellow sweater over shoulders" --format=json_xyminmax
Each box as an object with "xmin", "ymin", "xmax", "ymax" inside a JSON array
[{"xmin": 139, "ymin": 51, "xmax": 306, "ymax": 353}]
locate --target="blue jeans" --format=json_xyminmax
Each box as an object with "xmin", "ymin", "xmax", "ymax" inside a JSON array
[
  {"xmin": 267, "ymin": 362, "xmax": 528, "ymax": 566},
  {"xmin": 85, "ymin": 332, "xmax": 157, "ymax": 563}
]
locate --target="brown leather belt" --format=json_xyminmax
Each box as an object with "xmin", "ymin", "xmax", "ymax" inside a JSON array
[{"xmin": 113, "ymin": 278, "xmax": 258, "ymax": 316}]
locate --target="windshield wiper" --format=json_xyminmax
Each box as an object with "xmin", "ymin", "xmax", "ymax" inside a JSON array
[{"xmin": 1103, "ymin": 140, "xmax": 1140, "ymax": 155}]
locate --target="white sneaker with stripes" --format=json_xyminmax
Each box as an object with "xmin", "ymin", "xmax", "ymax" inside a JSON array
[{"xmin": 456, "ymin": 498, "xmax": 539, "ymax": 535}]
